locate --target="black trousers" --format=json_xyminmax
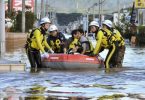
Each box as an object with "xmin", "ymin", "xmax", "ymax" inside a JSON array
[
  {"xmin": 109, "ymin": 42, "xmax": 119, "ymax": 67},
  {"xmin": 26, "ymin": 48, "xmax": 42, "ymax": 69}
]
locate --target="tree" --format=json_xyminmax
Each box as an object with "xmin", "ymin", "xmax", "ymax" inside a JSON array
[{"xmin": 15, "ymin": 11, "xmax": 35, "ymax": 32}]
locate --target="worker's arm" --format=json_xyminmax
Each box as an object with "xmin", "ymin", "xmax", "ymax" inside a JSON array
[
  {"xmin": 93, "ymin": 31, "xmax": 103, "ymax": 55},
  {"xmin": 34, "ymin": 30, "xmax": 45, "ymax": 53},
  {"xmin": 44, "ymin": 36, "xmax": 51, "ymax": 50}
]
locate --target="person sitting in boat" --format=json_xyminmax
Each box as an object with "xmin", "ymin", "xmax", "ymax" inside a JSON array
[
  {"xmin": 47, "ymin": 25, "xmax": 67, "ymax": 53},
  {"xmin": 25, "ymin": 17, "xmax": 53, "ymax": 71},
  {"xmin": 77, "ymin": 29, "xmax": 94, "ymax": 55},
  {"xmin": 89, "ymin": 20, "xmax": 118, "ymax": 69},
  {"xmin": 66, "ymin": 29, "xmax": 82, "ymax": 54}
]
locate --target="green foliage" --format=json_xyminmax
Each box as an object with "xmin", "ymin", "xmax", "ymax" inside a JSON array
[
  {"xmin": 115, "ymin": 13, "xmax": 131, "ymax": 39},
  {"xmin": 137, "ymin": 25, "xmax": 145, "ymax": 34},
  {"xmin": 5, "ymin": 10, "xmax": 18, "ymax": 32},
  {"xmin": 26, "ymin": 11, "xmax": 36, "ymax": 32},
  {"xmin": 5, "ymin": 10, "xmax": 17, "ymax": 20},
  {"xmin": 136, "ymin": 25, "xmax": 145, "ymax": 44},
  {"xmin": 116, "ymin": 24, "xmax": 131, "ymax": 39},
  {"xmin": 15, "ymin": 11, "xmax": 35, "ymax": 32},
  {"xmin": 15, "ymin": 11, "xmax": 22, "ymax": 32}
]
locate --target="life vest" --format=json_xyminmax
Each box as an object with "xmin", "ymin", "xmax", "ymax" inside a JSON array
[
  {"xmin": 80, "ymin": 37, "xmax": 94, "ymax": 53},
  {"xmin": 69, "ymin": 38, "xmax": 79, "ymax": 49},
  {"xmin": 47, "ymin": 32, "xmax": 66, "ymax": 53},
  {"xmin": 113, "ymin": 29, "xmax": 125, "ymax": 46},
  {"xmin": 99, "ymin": 29, "xmax": 116, "ymax": 48},
  {"xmin": 67, "ymin": 38, "xmax": 82, "ymax": 53}
]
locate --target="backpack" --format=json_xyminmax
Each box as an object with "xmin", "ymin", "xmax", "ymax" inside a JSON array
[
  {"xmin": 100, "ymin": 29, "xmax": 116, "ymax": 45},
  {"xmin": 24, "ymin": 28, "xmax": 41, "ymax": 49}
]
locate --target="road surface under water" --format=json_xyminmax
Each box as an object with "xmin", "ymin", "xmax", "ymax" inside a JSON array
[{"xmin": 0, "ymin": 45, "xmax": 145, "ymax": 100}]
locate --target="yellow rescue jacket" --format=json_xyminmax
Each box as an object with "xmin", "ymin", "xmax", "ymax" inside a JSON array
[
  {"xmin": 47, "ymin": 32, "xmax": 66, "ymax": 53},
  {"xmin": 113, "ymin": 29, "xmax": 125, "ymax": 46},
  {"xmin": 93, "ymin": 29, "xmax": 116, "ymax": 55},
  {"xmin": 69, "ymin": 38, "xmax": 80, "ymax": 49},
  {"xmin": 27, "ymin": 28, "xmax": 51, "ymax": 53}
]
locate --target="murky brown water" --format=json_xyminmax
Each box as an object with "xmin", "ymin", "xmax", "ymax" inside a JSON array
[{"xmin": 1, "ymin": 43, "xmax": 145, "ymax": 99}]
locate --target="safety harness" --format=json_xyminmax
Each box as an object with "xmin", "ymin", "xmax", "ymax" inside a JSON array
[
  {"xmin": 25, "ymin": 28, "xmax": 45, "ymax": 49},
  {"xmin": 112, "ymin": 29, "xmax": 124, "ymax": 46},
  {"xmin": 100, "ymin": 29, "xmax": 116, "ymax": 46},
  {"xmin": 80, "ymin": 37, "xmax": 94, "ymax": 53}
]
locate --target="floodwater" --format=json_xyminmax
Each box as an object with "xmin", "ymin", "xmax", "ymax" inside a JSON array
[{"xmin": 0, "ymin": 44, "xmax": 145, "ymax": 100}]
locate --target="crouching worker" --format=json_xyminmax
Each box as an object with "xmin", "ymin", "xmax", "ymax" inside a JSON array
[
  {"xmin": 89, "ymin": 20, "xmax": 118, "ymax": 69},
  {"xmin": 77, "ymin": 29, "xmax": 94, "ymax": 55},
  {"xmin": 25, "ymin": 17, "xmax": 53, "ymax": 71},
  {"xmin": 47, "ymin": 25, "xmax": 67, "ymax": 53},
  {"xmin": 66, "ymin": 29, "xmax": 82, "ymax": 54}
]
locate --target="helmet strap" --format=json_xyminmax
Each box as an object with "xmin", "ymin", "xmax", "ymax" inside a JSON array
[{"xmin": 41, "ymin": 24, "xmax": 48, "ymax": 31}]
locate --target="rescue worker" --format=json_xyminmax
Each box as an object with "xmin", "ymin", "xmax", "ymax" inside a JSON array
[
  {"xmin": 66, "ymin": 29, "xmax": 82, "ymax": 54},
  {"xmin": 25, "ymin": 17, "xmax": 53, "ymax": 71},
  {"xmin": 111, "ymin": 26, "xmax": 125, "ymax": 67},
  {"xmin": 47, "ymin": 25, "xmax": 67, "ymax": 53},
  {"xmin": 77, "ymin": 29, "xmax": 94, "ymax": 55},
  {"xmin": 89, "ymin": 20, "xmax": 117, "ymax": 69}
]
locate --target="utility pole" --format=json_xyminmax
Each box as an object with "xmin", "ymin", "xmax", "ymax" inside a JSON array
[
  {"xmin": 93, "ymin": 6, "xmax": 95, "ymax": 20},
  {"xmin": 22, "ymin": 0, "xmax": 25, "ymax": 33},
  {"xmin": 99, "ymin": 0, "xmax": 101, "ymax": 25},
  {"xmin": 0, "ymin": 0, "xmax": 5, "ymax": 58},
  {"xmin": 46, "ymin": 0, "xmax": 49, "ymax": 17},
  {"xmin": 86, "ymin": 11, "xmax": 89, "ymax": 37},
  {"xmin": 100, "ymin": 0, "xmax": 103, "ymax": 25},
  {"xmin": 41, "ymin": 0, "xmax": 45, "ymax": 18},
  {"xmin": 34, "ymin": 0, "xmax": 38, "ymax": 17},
  {"xmin": 8, "ymin": 0, "xmax": 12, "ymax": 14},
  {"xmin": 117, "ymin": 0, "xmax": 120, "ymax": 25}
]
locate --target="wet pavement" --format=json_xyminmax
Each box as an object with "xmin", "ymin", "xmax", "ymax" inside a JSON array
[{"xmin": 0, "ymin": 45, "xmax": 145, "ymax": 100}]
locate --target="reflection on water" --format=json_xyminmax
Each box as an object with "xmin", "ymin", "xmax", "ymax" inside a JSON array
[{"xmin": 0, "ymin": 44, "xmax": 145, "ymax": 99}]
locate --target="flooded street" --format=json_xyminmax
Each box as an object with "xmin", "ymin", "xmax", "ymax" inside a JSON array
[{"xmin": 0, "ymin": 44, "xmax": 145, "ymax": 99}]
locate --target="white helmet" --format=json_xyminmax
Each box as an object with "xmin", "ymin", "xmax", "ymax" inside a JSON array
[
  {"xmin": 89, "ymin": 21, "xmax": 99, "ymax": 27},
  {"xmin": 40, "ymin": 17, "xmax": 51, "ymax": 25},
  {"xmin": 49, "ymin": 25, "xmax": 58, "ymax": 32},
  {"xmin": 102, "ymin": 20, "xmax": 113, "ymax": 28}
]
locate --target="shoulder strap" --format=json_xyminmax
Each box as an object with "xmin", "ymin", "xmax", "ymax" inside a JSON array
[
  {"xmin": 81, "ymin": 37, "xmax": 89, "ymax": 44},
  {"xmin": 81, "ymin": 37, "xmax": 93, "ymax": 51},
  {"xmin": 99, "ymin": 29, "xmax": 108, "ymax": 36},
  {"xmin": 29, "ymin": 28, "xmax": 41, "ymax": 39}
]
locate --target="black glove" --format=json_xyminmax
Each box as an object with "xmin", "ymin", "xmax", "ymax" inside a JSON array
[{"xmin": 89, "ymin": 53, "xmax": 96, "ymax": 57}]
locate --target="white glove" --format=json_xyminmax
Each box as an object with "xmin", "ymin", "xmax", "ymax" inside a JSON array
[
  {"xmin": 41, "ymin": 52, "xmax": 49, "ymax": 59},
  {"xmin": 98, "ymin": 55, "xmax": 104, "ymax": 61},
  {"xmin": 50, "ymin": 49, "xmax": 54, "ymax": 54}
]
